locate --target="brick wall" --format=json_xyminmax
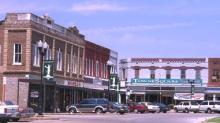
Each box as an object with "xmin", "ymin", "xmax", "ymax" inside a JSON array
[{"xmin": 7, "ymin": 30, "xmax": 27, "ymax": 71}]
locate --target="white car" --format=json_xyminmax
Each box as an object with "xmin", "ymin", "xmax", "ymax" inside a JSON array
[
  {"xmin": 174, "ymin": 101, "xmax": 199, "ymax": 113},
  {"xmin": 141, "ymin": 102, "xmax": 160, "ymax": 113},
  {"xmin": 0, "ymin": 101, "xmax": 20, "ymax": 122},
  {"xmin": 199, "ymin": 100, "xmax": 220, "ymax": 113}
]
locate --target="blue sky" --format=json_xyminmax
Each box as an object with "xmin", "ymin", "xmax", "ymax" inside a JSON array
[{"xmin": 0, "ymin": 0, "xmax": 220, "ymax": 59}]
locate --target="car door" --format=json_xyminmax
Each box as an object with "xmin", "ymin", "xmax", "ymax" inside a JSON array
[
  {"xmin": 200, "ymin": 101, "xmax": 208, "ymax": 111},
  {"xmin": 78, "ymin": 100, "xmax": 88, "ymax": 112}
]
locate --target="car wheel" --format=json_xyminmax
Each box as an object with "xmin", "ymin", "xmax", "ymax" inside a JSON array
[
  {"xmin": 174, "ymin": 108, "xmax": 178, "ymax": 113},
  {"xmin": 69, "ymin": 108, "xmax": 77, "ymax": 114},
  {"xmin": 163, "ymin": 111, "xmax": 167, "ymax": 113},
  {"xmin": 12, "ymin": 118, "xmax": 19, "ymax": 122},
  {"xmin": 95, "ymin": 108, "xmax": 103, "ymax": 114},
  {"xmin": 185, "ymin": 108, "xmax": 189, "ymax": 113},
  {"xmin": 207, "ymin": 108, "xmax": 212, "ymax": 114},
  {"xmin": 140, "ymin": 111, "xmax": 145, "ymax": 113},
  {"xmin": 134, "ymin": 109, "xmax": 138, "ymax": 113}
]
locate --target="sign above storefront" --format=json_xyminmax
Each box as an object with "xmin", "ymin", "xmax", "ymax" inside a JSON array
[
  {"xmin": 131, "ymin": 78, "xmax": 202, "ymax": 84},
  {"xmin": 174, "ymin": 93, "xmax": 205, "ymax": 100}
]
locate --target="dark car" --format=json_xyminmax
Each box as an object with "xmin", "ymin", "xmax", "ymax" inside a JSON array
[
  {"xmin": 66, "ymin": 98, "xmax": 109, "ymax": 114},
  {"xmin": 154, "ymin": 103, "xmax": 169, "ymax": 113},
  {"xmin": 110, "ymin": 102, "xmax": 129, "ymax": 114}
]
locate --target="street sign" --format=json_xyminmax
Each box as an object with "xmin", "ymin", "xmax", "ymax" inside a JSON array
[
  {"xmin": 43, "ymin": 60, "xmax": 54, "ymax": 80},
  {"xmin": 110, "ymin": 74, "xmax": 119, "ymax": 89}
]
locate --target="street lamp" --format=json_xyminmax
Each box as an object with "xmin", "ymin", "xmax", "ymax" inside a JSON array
[
  {"xmin": 107, "ymin": 60, "xmax": 113, "ymax": 111},
  {"xmin": 37, "ymin": 40, "xmax": 48, "ymax": 115},
  {"xmin": 188, "ymin": 79, "xmax": 195, "ymax": 101}
]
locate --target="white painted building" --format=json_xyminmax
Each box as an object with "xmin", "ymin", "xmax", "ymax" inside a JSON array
[{"xmin": 119, "ymin": 58, "xmax": 208, "ymax": 104}]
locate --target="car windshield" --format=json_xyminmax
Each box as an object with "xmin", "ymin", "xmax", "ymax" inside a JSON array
[
  {"xmin": 191, "ymin": 101, "xmax": 198, "ymax": 105},
  {"xmin": 147, "ymin": 102, "xmax": 153, "ymax": 105},
  {"xmin": 4, "ymin": 101, "xmax": 14, "ymax": 105}
]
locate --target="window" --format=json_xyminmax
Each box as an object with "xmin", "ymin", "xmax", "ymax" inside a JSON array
[
  {"xmin": 56, "ymin": 48, "xmax": 62, "ymax": 71},
  {"xmin": 195, "ymin": 70, "xmax": 201, "ymax": 80},
  {"xmin": 166, "ymin": 70, "xmax": 171, "ymax": 79},
  {"xmin": 150, "ymin": 70, "xmax": 155, "ymax": 79},
  {"xmin": 122, "ymin": 68, "xmax": 126, "ymax": 80},
  {"xmin": 103, "ymin": 64, "xmax": 106, "ymax": 78},
  {"xmin": 66, "ymin": 53, "xmax": 70, "ymax": 73},
  {"xmin": 212, "ymin": 69, "xmax": 219, "ymax": 82},
  {"xmin": 33, "ymin": 44, "xmax": 40, "ymax": 66},
  {"xmin": 183, "ymin": 102, "xmax": 189, "ymax": 106},
  {"xmin": 209, "ymin": 102, "xmax": 215, "ymax": 105},
  {"xmin": 201, "ymin": 102, "xmax": 208, "ymax": 105},
  {"xmin": 72, "ymin": 53, "xmax": 77, "ymax": 74},
  {"xmin": 13, "ymin": 44, "xmax": 22, "ymax": 65},
  {"xmin": 45, "ymin": 48, "xmax": 51, "ymax": 60},
  {"xmin": 97, "ymin": 99, "xmax": 108, "ymax": 104},
  {"xmin": 88, "ymin": 59, "xmax": 91, "ymax": 75},
  {"xmin": 91, "ymin": 60, "xmax": 94, "ymax": 76},
  {"xmin": 87, "ymin": 99, "xmax": 96, "ymax": 104},
  {"xmin": 96, "ymin": 60, "xmax": 99, "ymax": 77},
  {"xmin": 79, "ymin": 57, "xmax": 83, "ymax": 75},
  {"xmin": 135, "ymin": 69, "xmax": 139, "ymax": 78},
  {"xmin": 181, "ymin": 69, "xmax": 186, "ymax": 79}
]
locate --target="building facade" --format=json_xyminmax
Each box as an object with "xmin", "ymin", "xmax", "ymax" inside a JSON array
[
  {"xmin": 119, "ymin": 58, "xmax": 220, "ymax": 104},
  {"xmin": 83, "ymin": 41, "xmax": 110, "ymax": 99},
  {"xmin": 0, "ymin": 13, "xmax": 117, "ymax": 112}
]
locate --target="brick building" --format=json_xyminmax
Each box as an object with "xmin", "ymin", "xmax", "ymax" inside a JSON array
[{"xmin": 0, "ymin": 13, "xmax": 116, "ymax": 112}]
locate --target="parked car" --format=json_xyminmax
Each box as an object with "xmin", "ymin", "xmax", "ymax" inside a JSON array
[
  {"xmin": 154, "ymin": 103, "xmax": 169, "ymax": 113},
  {"xmin": 0, "ymin": 101, "xmax": 20, "ymax": 122},
  {"xmin": 19, "ymin": 108, "xmax": 35, "ymax": 118},
  {"xmin": 141, "ymin": 102, "xmax": 160, "ymax": 113},
  {"xmin": 0, "ymin": 113, "xmax": 8, "ymax": 123},
  {"xmin": 174, "ymin": 101, "xmax": 199, "ymax": 113},
  {"xmin": 66, "ymin": 98, "xmax": 109, "ymax": 114},
  {"xmin": 199, "ymin": 100, "xmax": 220, "ymax": 113},
  {"xmin": 127, "ymin": 102, "xmax": 147, "ymax": 113},
  {"xmin": 110, "ymin": 102, "xmax": 129, "ymax": 114}
]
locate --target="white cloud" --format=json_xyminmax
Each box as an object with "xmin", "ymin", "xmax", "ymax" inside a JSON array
[{"xmin": 71, "ymin": 2, "xmax": 127, "ymax": 14}]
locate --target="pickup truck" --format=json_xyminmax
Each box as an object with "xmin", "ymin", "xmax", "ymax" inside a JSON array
[{"xmin": 174, "ymin": 101, "xmax": 199, "ymax": 113}]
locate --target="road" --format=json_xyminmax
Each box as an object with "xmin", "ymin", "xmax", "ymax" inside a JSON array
[{"xmin": 12, "ymin": 113, "xmax": 220, "ymax": 123}]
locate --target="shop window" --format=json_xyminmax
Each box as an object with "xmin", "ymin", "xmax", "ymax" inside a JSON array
[{"xmin": 13, "ymin": 43, "xmax": 22, "ymax": 65}]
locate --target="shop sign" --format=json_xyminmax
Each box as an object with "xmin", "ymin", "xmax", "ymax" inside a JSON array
[
  {"xmin": 30, "ymin": 91, "xmax": 39, "ymax": 98},
  {"xmin": 83, "ymin": 83, "xmax": 106, "ymax": 90},
  {"xmin": 67, "ymin": 80, "xmax": 82, "ymax": 87},
  {"xmin": 93, "ymin": 78, "xmax": 102, "ymax": 85},
  {"xmin": 131, "ymin": 78, "xmax": 202, "ymax": 84},
  {"xmin": 43, "ymin": 60, "xmax": 54, "ymax": 80},
  {"xmin": 174, "ymin": 93, "xmax": 204, "ymax": 100}
]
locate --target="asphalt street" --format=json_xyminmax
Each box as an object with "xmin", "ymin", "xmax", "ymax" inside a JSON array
[{"xmin": 10, "ymin": 113, "xmax": 220, "ymax": 123}]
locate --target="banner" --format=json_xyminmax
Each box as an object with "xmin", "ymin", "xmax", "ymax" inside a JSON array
[
  {"xmin": 131, "ymin": 78, "xmax": 202, "ymax": 84},
  {"xmin": 174, "ymin": 93, "xmax": 205, "ymax": 100}
]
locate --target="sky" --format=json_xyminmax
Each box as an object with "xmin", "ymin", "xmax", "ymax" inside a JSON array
[{"xmin": 0, "ymin": 0, "xmax": 220, "ymax": 59}]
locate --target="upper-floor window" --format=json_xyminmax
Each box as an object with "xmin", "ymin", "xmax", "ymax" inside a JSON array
[
  {"xmin": 122, "ymin": 68, "xmax": 126, "ymax": 80},
  {"xmin": 56, "ymin": 48, "xmax": 62, "ymax": 71},
  {"xmin": 72, "ymin": 53, "xmax": 78, "ymax": 74},
  {"xmin": 79, "ymin": 57, "xmax": 83, "ymax": 75},
  {"xmin": 195, "ymin": 70, "xmax": 201, "ymax": 80},
  {"xmin": 96, "ymin": 60, "xmax": 99, "ymax": 77},
  {"xmin": 33, "ymin": 44, "xmax": 40, "ymax": 67},
  {"xmin": 88, "ymin": 59, "xmax": 91, "ymax": 75},
  {"xmin": 45, "ymin": 48, "xmax": 51, "ymax": 60},
  {"xmin": 181, "ymin": 69, "xmax": 186, "ymax": 79},
  {"xmin": 13, "ymin": 44, "xmax": 22, "ymax": 65},
  {"xmin": 135, "ymin": 69, "xmax": 140, "ymax": 78},
  {"xmin": 150, "ymin": 69, "xmax": 155, "ymax": 79},
  {"xmin": 91, "ymin": 60, "xmax": 94, "ymax": 76},
  {"xmin": 66, "ymin": 53, "xmax": 70, "ymax": 73},
  {"xmin": 166, "ymin": 70, "xmax": 171, "ymax": 79},
  {"xmin": 212, "ymin": 69, "xmax": 219, "ymax": 82}
]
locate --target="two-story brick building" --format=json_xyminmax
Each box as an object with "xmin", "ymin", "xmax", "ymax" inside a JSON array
[{"xmin": 0, "ymin": 13, "xmax": 117, "ymax": 112}]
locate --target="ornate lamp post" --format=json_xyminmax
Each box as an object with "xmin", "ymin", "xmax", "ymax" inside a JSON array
[{"xmin": 37, "ymin": 40, "xmax": 48, "ymax": 115}]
